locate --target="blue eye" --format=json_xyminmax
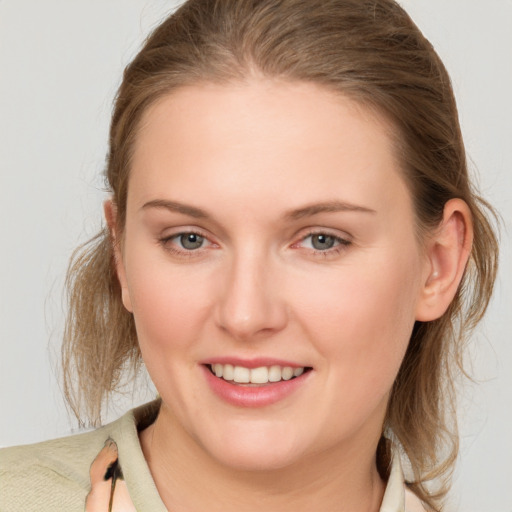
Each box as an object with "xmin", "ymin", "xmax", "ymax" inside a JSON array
[
  {"xmin": 159, "ymin": 231, "xmax": 215, "ymax": 259},
  {"xmin": 310, "ymin": 234, "xmax": 337, "ymax": 250},
  {"xmin": 177, "ymin": 233, "xmax": 205, "ymax": 250},
  {"xmin": 300, "ymin": 233, "xmax": 350, "ymax": 252}
]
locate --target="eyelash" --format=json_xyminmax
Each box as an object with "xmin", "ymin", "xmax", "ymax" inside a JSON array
[
  {"xmin": 159, "ymin": 230, "xmax": 214, "ymax": 258},
  {"xmin": 158, "ymin": 230, "xmax": 352, "ymax": 258},
  {"xmin": 295, "ymin": 231, "xmax": 352, "ymax": 258}
]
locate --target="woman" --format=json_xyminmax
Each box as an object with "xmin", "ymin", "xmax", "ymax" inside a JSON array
[{"xmin": 0, "ymin": 1, "xmax": 499, "ymax": 511}]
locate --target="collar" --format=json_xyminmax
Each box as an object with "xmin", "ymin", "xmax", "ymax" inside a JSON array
[
  {"xmin": 103, "ymin": 401, "xmax": 426, "ymax": 511},
  {"xmin": 380, "ymin": 453, "xmax": 426, "ymax": 512}
]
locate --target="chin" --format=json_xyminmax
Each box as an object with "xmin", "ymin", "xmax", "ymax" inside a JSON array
[
  {"xmin": 199, "ymin": 421, "xmax": 307, "ymax": 472},
  {"xmin": 211, "ymin": 444, "xmax": 302, "ymax": 473}
]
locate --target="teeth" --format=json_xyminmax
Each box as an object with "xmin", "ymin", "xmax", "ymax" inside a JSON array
[
  {"xmin": 210, "ymin": 364, "xmax": 306, "ymax": 384},
  {"xmin": 233, "ymin": 366, "xmax": 250, "ymax": 383},
  {"xmin": 268, "ymin": 365, "xmax": 282, "ymax": 382},
  {"xmin": 281, "ymin": 367, "xmax": 294, "ymax": 380},
  {"xmin": 214, "ymin": 364, "xmax": 223, "ymax": 378},
  {"xmin": 250, "ymin": 366, "xmax": 269, "ymax": 384},
  {"xmin": 293, "ymin": 367, "xmax": 304, "ymax": 377},
  {"xmin": 223, "ymin": 364, "xmax": 234, "ymax": 381}
]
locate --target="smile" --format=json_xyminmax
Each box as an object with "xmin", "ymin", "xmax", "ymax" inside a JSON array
[
  {"xmin": 202, "ymin": 361, "xmax": 312, "ymax": 407},
  {"xmin": 209, "ymin": 364, "xmax": 306, "ymax": 384}
]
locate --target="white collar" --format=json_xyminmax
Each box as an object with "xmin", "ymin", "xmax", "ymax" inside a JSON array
[{"xmin": 379, "ymin": 454, "xmax": 427, "ymax": 512}]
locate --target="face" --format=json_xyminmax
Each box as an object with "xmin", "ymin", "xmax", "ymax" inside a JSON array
[{"xmin": 115, "ymin": 80, "xmax": 430, "ymax": 471}]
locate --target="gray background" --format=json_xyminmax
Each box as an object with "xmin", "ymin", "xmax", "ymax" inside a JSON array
[{"xmin": 0, "ymin": 1, "xmax": 510, "ymax": 510}]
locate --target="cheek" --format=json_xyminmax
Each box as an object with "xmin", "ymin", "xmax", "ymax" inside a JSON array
[
  {"xmin": 123, "ymin": 247, "xmax": 215, "ymax": 355},
  {"xmin": 294, "ymin": 252, "xmax": 422, "ymax": 386},
  {"xmin": 123, "ymin": 253, "xmax": 219, "ymax": 407}
]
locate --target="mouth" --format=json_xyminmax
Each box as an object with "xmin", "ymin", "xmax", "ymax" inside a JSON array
[
  {"xmin": 202, "ymin": 360, "xmax": 313, "ymax": 407},
  {"xmin": 207, "ymin": 363, "xmax": 312, "ymax": 386}
]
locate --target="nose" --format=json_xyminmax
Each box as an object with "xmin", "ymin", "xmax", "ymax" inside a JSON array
[{"xmin": 215, "ymin": 249, "xmax": 288, "ymax": 341}]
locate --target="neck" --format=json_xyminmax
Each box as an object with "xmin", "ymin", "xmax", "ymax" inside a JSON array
[{"xmin": 140, "ymin": 407, "xmax": 385, "ymax": 512}]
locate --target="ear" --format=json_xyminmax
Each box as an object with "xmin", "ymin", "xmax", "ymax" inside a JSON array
[
  {"xmin": 104, "ymin": 200, "xmax": 133, "ymax": 313},
  {"xmin": 415, "ymin": 198, "xmax": 473, "ymax": 322}
]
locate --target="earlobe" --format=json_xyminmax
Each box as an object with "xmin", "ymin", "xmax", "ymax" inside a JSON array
[
  {"xmin": 415, "ymin": 198, "xmax": 473, "ymax": 322},
  {"xmin": 103, "ymin": 200, "xmax": 133, "ymax": 313}
]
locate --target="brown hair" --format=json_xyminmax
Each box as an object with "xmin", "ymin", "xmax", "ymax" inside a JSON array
[{"xmin": 62, "ymin": 0, "xmax": 499, "ymax": 508}]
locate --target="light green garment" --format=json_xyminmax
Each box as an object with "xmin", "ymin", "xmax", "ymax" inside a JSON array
[{"xmin": 0, "ymin": 401, "xmax": 425, "ymax": 511}]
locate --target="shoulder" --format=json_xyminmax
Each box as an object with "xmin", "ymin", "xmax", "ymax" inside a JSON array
[
  {"xmin": 0, "ymin": 401, "xmax": 161, "ymax": 512},
  {"xmin": 0, "ymin": 426, "xmax": 110, "ymax": 512}
]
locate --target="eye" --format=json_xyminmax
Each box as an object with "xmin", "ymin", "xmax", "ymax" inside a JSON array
[
  {"xmin": 160, "ymin": 231, "xmax": 213, "ymax": 254},
  {"xmin": 308, "ymin": 234, "xmax": 337, "ymax": 250},
  {"xmin": 177, "ymin": 232, "xmax": 205, "ymax": 250},
  {"xmin": 297, "ymin": 232, "xmax": 351, "ymax": 253}
]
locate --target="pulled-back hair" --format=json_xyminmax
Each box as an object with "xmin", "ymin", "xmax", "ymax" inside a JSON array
[{"xmin": 62, "ymin": 1, "xmax": 499, "ymax": 508}]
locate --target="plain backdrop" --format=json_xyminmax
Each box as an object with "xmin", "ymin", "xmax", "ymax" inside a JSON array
[{"xmin": 0, "ymin": 1, "xmax": 510, "ymax": 511}]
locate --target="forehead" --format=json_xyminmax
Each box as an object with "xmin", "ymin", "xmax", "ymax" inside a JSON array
[{"xmin": 128, "ymin": 79, "xmax": 410, "ymax": 219}]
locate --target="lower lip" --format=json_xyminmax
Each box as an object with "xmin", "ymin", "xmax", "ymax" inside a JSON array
[{"xmin": 201, "ymin": 365, "xmax": 311, "ymax": 408}]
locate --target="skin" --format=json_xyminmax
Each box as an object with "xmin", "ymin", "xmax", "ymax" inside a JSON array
[{"xmin": 106, "ymin": 79, "xmax": 472, "ymax": 512}]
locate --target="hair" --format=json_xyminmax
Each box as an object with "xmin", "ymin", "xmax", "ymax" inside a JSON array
[{"xmin": 62, "ymin": 0, "xmax": 499, "ymax": 509}]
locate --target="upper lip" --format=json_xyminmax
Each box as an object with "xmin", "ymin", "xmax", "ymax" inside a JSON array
[{"xmin": 201, "ymin": 357, "xmax": 309, "ymax": 369}]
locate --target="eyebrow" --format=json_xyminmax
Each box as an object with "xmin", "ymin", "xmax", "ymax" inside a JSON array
[
  {"xmin": 284, "ymin": 201, "xmax": 376, "ymax": 220},
  {"xmin": 141, "ymin": 199, "xmax": 209, "ymax": 218},
  {"xmin": 141, "ymin": 199, "xmax": 376, "ymax": 220}
]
